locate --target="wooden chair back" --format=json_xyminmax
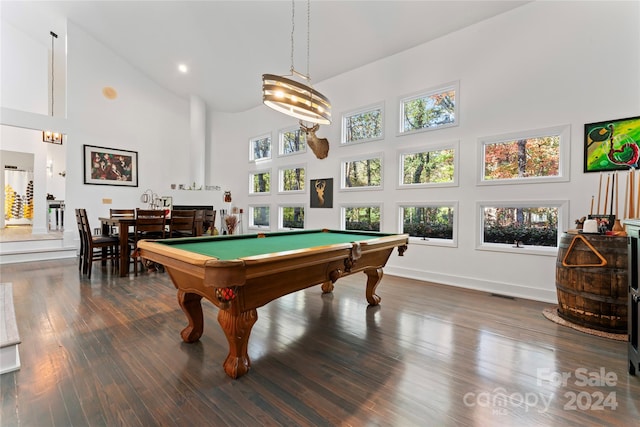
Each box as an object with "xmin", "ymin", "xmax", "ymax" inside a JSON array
[
  {"xmin": 134, "ymin": 209, "xmax": 166, "ymax": 240},
  {"xmin": 169, "ymin": 210, "xmax": 195, "ymax": 237},
  {"xmin": 204, "ymin": 209, "xmax": 217, "ymax": 234},
  {"xmin": 110, "ymin": 209, "xmax": 135, "ymax": 218}
]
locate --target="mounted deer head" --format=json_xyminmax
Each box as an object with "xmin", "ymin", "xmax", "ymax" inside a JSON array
[{"xmin": 300, "ymin": 121, "xmax": 329, "ymax": 160}]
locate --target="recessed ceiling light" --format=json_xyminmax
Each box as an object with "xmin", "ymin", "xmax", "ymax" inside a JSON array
[{"xmin": 178, "ymin": 64, "xmax": 188, "ymax": 73}]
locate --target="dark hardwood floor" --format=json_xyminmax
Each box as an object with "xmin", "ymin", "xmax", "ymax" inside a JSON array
[{"xmin": 1, "ymin": 258, "xmax": 639, "ymax": 426}]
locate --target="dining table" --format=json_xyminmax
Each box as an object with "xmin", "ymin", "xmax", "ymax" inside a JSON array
[{"xmin": 99, "ymin": 216, "xmax": 136, "ymax": 276}]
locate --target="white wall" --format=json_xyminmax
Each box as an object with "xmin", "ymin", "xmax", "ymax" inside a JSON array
[
  {"xmin": 210, "ymin": 1, "xmax": 640, "ymax": 302},
  {"xmin": 62, "ymin": 21, "xmax": 194, "ymax": 241}
]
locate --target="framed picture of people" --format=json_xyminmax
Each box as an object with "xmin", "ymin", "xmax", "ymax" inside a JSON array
[
  {"xmin": 310, "ymin": 178, "xmax": 333, "ymax": 208},
  {"xmin": 83, "ymin": 145, "xmax": 138, "ymax": 187}
]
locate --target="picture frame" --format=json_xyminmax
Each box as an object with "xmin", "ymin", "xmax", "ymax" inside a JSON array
[
  {"xmin": 83, "ymin": 145, "xmax": 138, "ymax": 187},
  {"xmin": 584, "ymin": 115, "xmax": 640, "ymax": 173},
  {"xmin": 310, "ymin": 178, "xmax": 333, "ymax": 208}
]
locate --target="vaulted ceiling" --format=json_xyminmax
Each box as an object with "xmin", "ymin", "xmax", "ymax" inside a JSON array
[{"xmin": 3, "ymin": 1, "xmax": 530, "ymax": 113}]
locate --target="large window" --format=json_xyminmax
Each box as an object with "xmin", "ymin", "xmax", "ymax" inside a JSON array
[
  {"xmin": 479, "ymin": 125, "xmax": 570, "ymax": 185},
  {"xmin": 478, "ymin": 200, "xmax": 568, "ymax": 255},
  {"xmin": 249, "ymin": 134, "xmax": 272, "ymax": 162},
  {"xmin": 399, "ymin": 81, "xmax": 458, "ymax": 135},
  {"xmin": 398, "ymin": 142, "xmax": 458, "ymax": 188},
  {"xmin": 279, "ymin": 127, "xmax": 307, "ymax": 156},
  {"xmin": 278, "ymin": 165, "xmax": 306, "ymax": 193},
  {"xmin": 279, "ymin": 205, "xmax": 305, "ymax": 230},
  {"xmin": 248, "ymin": 205, "xmax": 270, "ymax": 229},
  {"xmin": 341, "ymin": 103, "xmax": 384, "ymax": 145},
  {"xmin": 399, "ymin": 203, "xmax": 457, "ymax": 247},
  {"xmin": 341, "ymin": 153, "xmax": 383, "ymax": 190},
  {"xmin": 249, "ymin": 169, "xmax": 271, "ymax": 195},
  {"xmin": 342, "ymin": 205, "xmax": 381, "ymax": 231}
]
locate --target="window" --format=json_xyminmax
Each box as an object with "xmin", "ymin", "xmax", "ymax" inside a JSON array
[
  {"xmin": 479, "ymin": 125, "xmax": 570, "ymax": 185},
  {"xmin": 279, "ymin": 205, "xmax": 305, "ymax": 229},
  {"xmin": 341, "ymin": 103, "xmax": 384, "ymax": 145},
  {"xmin": 278, "ymin": 165, "xmax": 306, "ymax": 193},
  {"xmin": 342, "ymin": 205, "xmax": 381, "ymax": 231},
  {"xmin": 249, "ymin": 205, "xmax": 270, "ymax": 229},
  {"xmin": 399, "ymin": 141, "xmax": 458, "ymax": 188},
  {"xmin": 478, "ymin": 200, "xmax": 568, "ymax": 255},
  {"xmin": 279, "ymin": 127, "xmax": 307, "ymax": 156},
  {"xmin": 341, "ymin": 153, "xmax": 383, "ymax": 190},
  {"xmin": 249, "ymin": 169, "xmax": 271, "ymax": 195},
  {"xmin": 249, "ymin": 134, "xmax": 272, "ymax": 162},
  {"xmin": 399, "ymin": 81, "xmax": 458, "ymax": 135},
  {"xmin": 399, "ymin": 203, "xmax": 457, "ymax": 247}
]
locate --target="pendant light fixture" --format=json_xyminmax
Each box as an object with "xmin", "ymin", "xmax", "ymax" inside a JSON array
[
  {"xmin": 43, "ymin": 31, "xmax": 63, "ymax": 144},
  {"xmin": 262, "ymin": 0, "xmax": 331, "ymax": 125}
]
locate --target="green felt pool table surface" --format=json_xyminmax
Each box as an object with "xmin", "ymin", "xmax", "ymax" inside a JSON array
[{"xmin": 154, "ymin": 229, "xmax": 398, "ymax": 260}]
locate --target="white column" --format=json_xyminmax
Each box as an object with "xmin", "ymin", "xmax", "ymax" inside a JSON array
[{"xmin": 189, "ymin": 95, "xmax": 206, "ymax": 187}]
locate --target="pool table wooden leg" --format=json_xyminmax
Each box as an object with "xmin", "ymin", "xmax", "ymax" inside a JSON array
[
  {"xmin": 177, "ymin": 291, "xmax": 204, "ymax": 343},
  {"xmin": 365, "ymin": 267, "xmax": 383, "ymax": 306},
  {"xmin": 218, "ymin": 308, "xmax": 258, "ymax": 379}
]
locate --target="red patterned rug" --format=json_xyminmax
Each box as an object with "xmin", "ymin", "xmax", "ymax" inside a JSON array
[{"xmin": 542, "ymin": 306, "xmax": 628, "ymax": 341}]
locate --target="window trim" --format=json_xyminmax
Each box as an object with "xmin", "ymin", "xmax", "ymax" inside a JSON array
[
  {"xmin": 340, "ymin": 101, "xmax": 385, "ymax": 146},
  {"xmin": 339, "ymin": 152, "xmax": 384, "ymax": 191},
  {"xmin": 397, "ymin": 140, "xmax": 459, "ymax": 189},
  {"xmin": 397, "ymin": 201, "xmax": 458, "ymax": 248},
  {"xmin": 248, "ymin": 204, "xmax": 271, "ymax": 231},
  {"xmin": 398, "ymin": 80, "xmax": 459, "ymax": 136},
  {"xmin": 278, "ymin": 203, "xmax": 306, "ymax": 230},
  {"xmin": 277, "ymin": 125, "xmax": 307, "ymax": 157},
  {"xmin": 278, "ymin": 163, "xmax": 307, "ymax": 194},
  {"xmin": 477, "ymin": 124, "xmax": 571, "ymax": 186},
  {"xmin": 249, "ymin": 133, "xmax": 272, "ymax": 163},
  {"xmin": 248, "ymin": 168, "xmax": 272, "ymax": 196},
  {"xmin": 340, "ymin": 203, "xmax": 383, "ymax": 232},
  {"xmin": 476, "ymin": 199, "xmax": 569, "ymax": 256}
]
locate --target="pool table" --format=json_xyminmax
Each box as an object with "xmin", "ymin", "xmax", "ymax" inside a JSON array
[{"xmin": 137, "ymin": 229, "xmax": 408, "ymax": 379}]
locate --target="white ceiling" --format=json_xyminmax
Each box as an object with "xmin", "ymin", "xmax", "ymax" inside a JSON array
[{"xmin": 3, "ymin": 1, "xmax": 530, "ymax": 113}]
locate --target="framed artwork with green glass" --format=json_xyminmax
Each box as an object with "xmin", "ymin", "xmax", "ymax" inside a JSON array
[{"xmin": 584, "ymin": 115, "xmax": 640, "ymax": 173}]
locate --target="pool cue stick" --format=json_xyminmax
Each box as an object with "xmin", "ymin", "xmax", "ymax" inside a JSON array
[
  {"xmin": 624, "ymin": 172, "xmax": 629, "ymax": 219},
  {"xmin": 590, "ymin": 195, "xmax": 594, "ymax": 216},
  {"xmin": 603, "ymin": 174, "xmax": 610, "ymax": 215},
  {"xmin": 611, "ymin": 172, "xmax": 620, "ymax": 219},
  {"xmin": 597, "ymin": 172, "xmax": 603, "ymax": 215},
  {"xmin": 610, "ymin": 172, "xmax": 615, "ymax": 217},
  {"xmin": 630, "ymin": 169, "xmax": 635, "ymax": 218}
]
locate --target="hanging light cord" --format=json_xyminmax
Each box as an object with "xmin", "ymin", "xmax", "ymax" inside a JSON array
[
  {"xmin": 49, "ymin": 31, "xmax": 58, "ymax": 117},
  {"xmin": 288, "ymin": 0, "xmax": 312, "ymax": 82}
]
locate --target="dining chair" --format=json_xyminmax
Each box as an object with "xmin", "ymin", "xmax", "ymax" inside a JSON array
[
  {"xmin": 74, "ymin": 209, "xmax": 86, "ymax": 272},
  {"xmin": 108, "ymin": 208, "xmax": 135, "ymax": 235},
  {"xmin": 194, "ymin": 209, "xmax": 205, "ymax": 236},
  {"xmin": 131, "ymin": 209, "xmax": 166, "ymax": 275},
  {"xmin": 170, "ymin": 209, "xmax": 196, "ymax": 237},
  {"xmin": 203, "ymin": 209, "xmax": 217, "ymax": 235},
  {"xmin": 77, "ymin": 208, "xmax": 120, "ymax": 278}
]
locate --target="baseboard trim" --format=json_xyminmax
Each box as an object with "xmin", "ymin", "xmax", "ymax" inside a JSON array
[{"xmin": 384, "ymin": 266, "xmax": 558, "ymax": 304}]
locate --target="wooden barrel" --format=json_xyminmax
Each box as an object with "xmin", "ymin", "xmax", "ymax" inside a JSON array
[{"xmin": 555, "ymin": 233, "xmax": 627, "ymax": 333}]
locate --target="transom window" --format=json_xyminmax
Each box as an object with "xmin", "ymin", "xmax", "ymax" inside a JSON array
[
  {"xmin": 341, "ymin": 103, "xmax": 384, "ymax": 145},
  {"xmin": 249, "ymin": 134, "xmax": 272, "ymax": 162},
  {"xmin": 399, "ymin": 203, "xmax": 457, "ymax": 247},
  {"xmin": 341, "ymin": 205, "xmax": 381, "ymax": 232},
  {"xmin": 248, "ymin": 205, "xmax": 270, "ymax": 229},
  {"xmin": 279, "ymin": 127, "xmax": 307, "ymax": 156},
  {"xmin": 399, "ymin": 81, "xmax": 458, "ymax": 135},
  {"xmin": 341, "ymin": 153, "xmax": 383, "ymax": 190},
  {"xmin": 249, "ymin": 169, "xmax": 271, "ymax": 195},
  {"xmin": 399, "ymin": 142, "xmax": 458, "ymax": 188},
  {"xmin": 278, "ymin": 165, "xmax": 306, "ymax": 193},
  {"xmin": 479, "ymin": 125, "xmax": 570, "ymax": 185},
  {"xmin": 279, "ymin": 205, "xmax": 305, "ymax": 230}
]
